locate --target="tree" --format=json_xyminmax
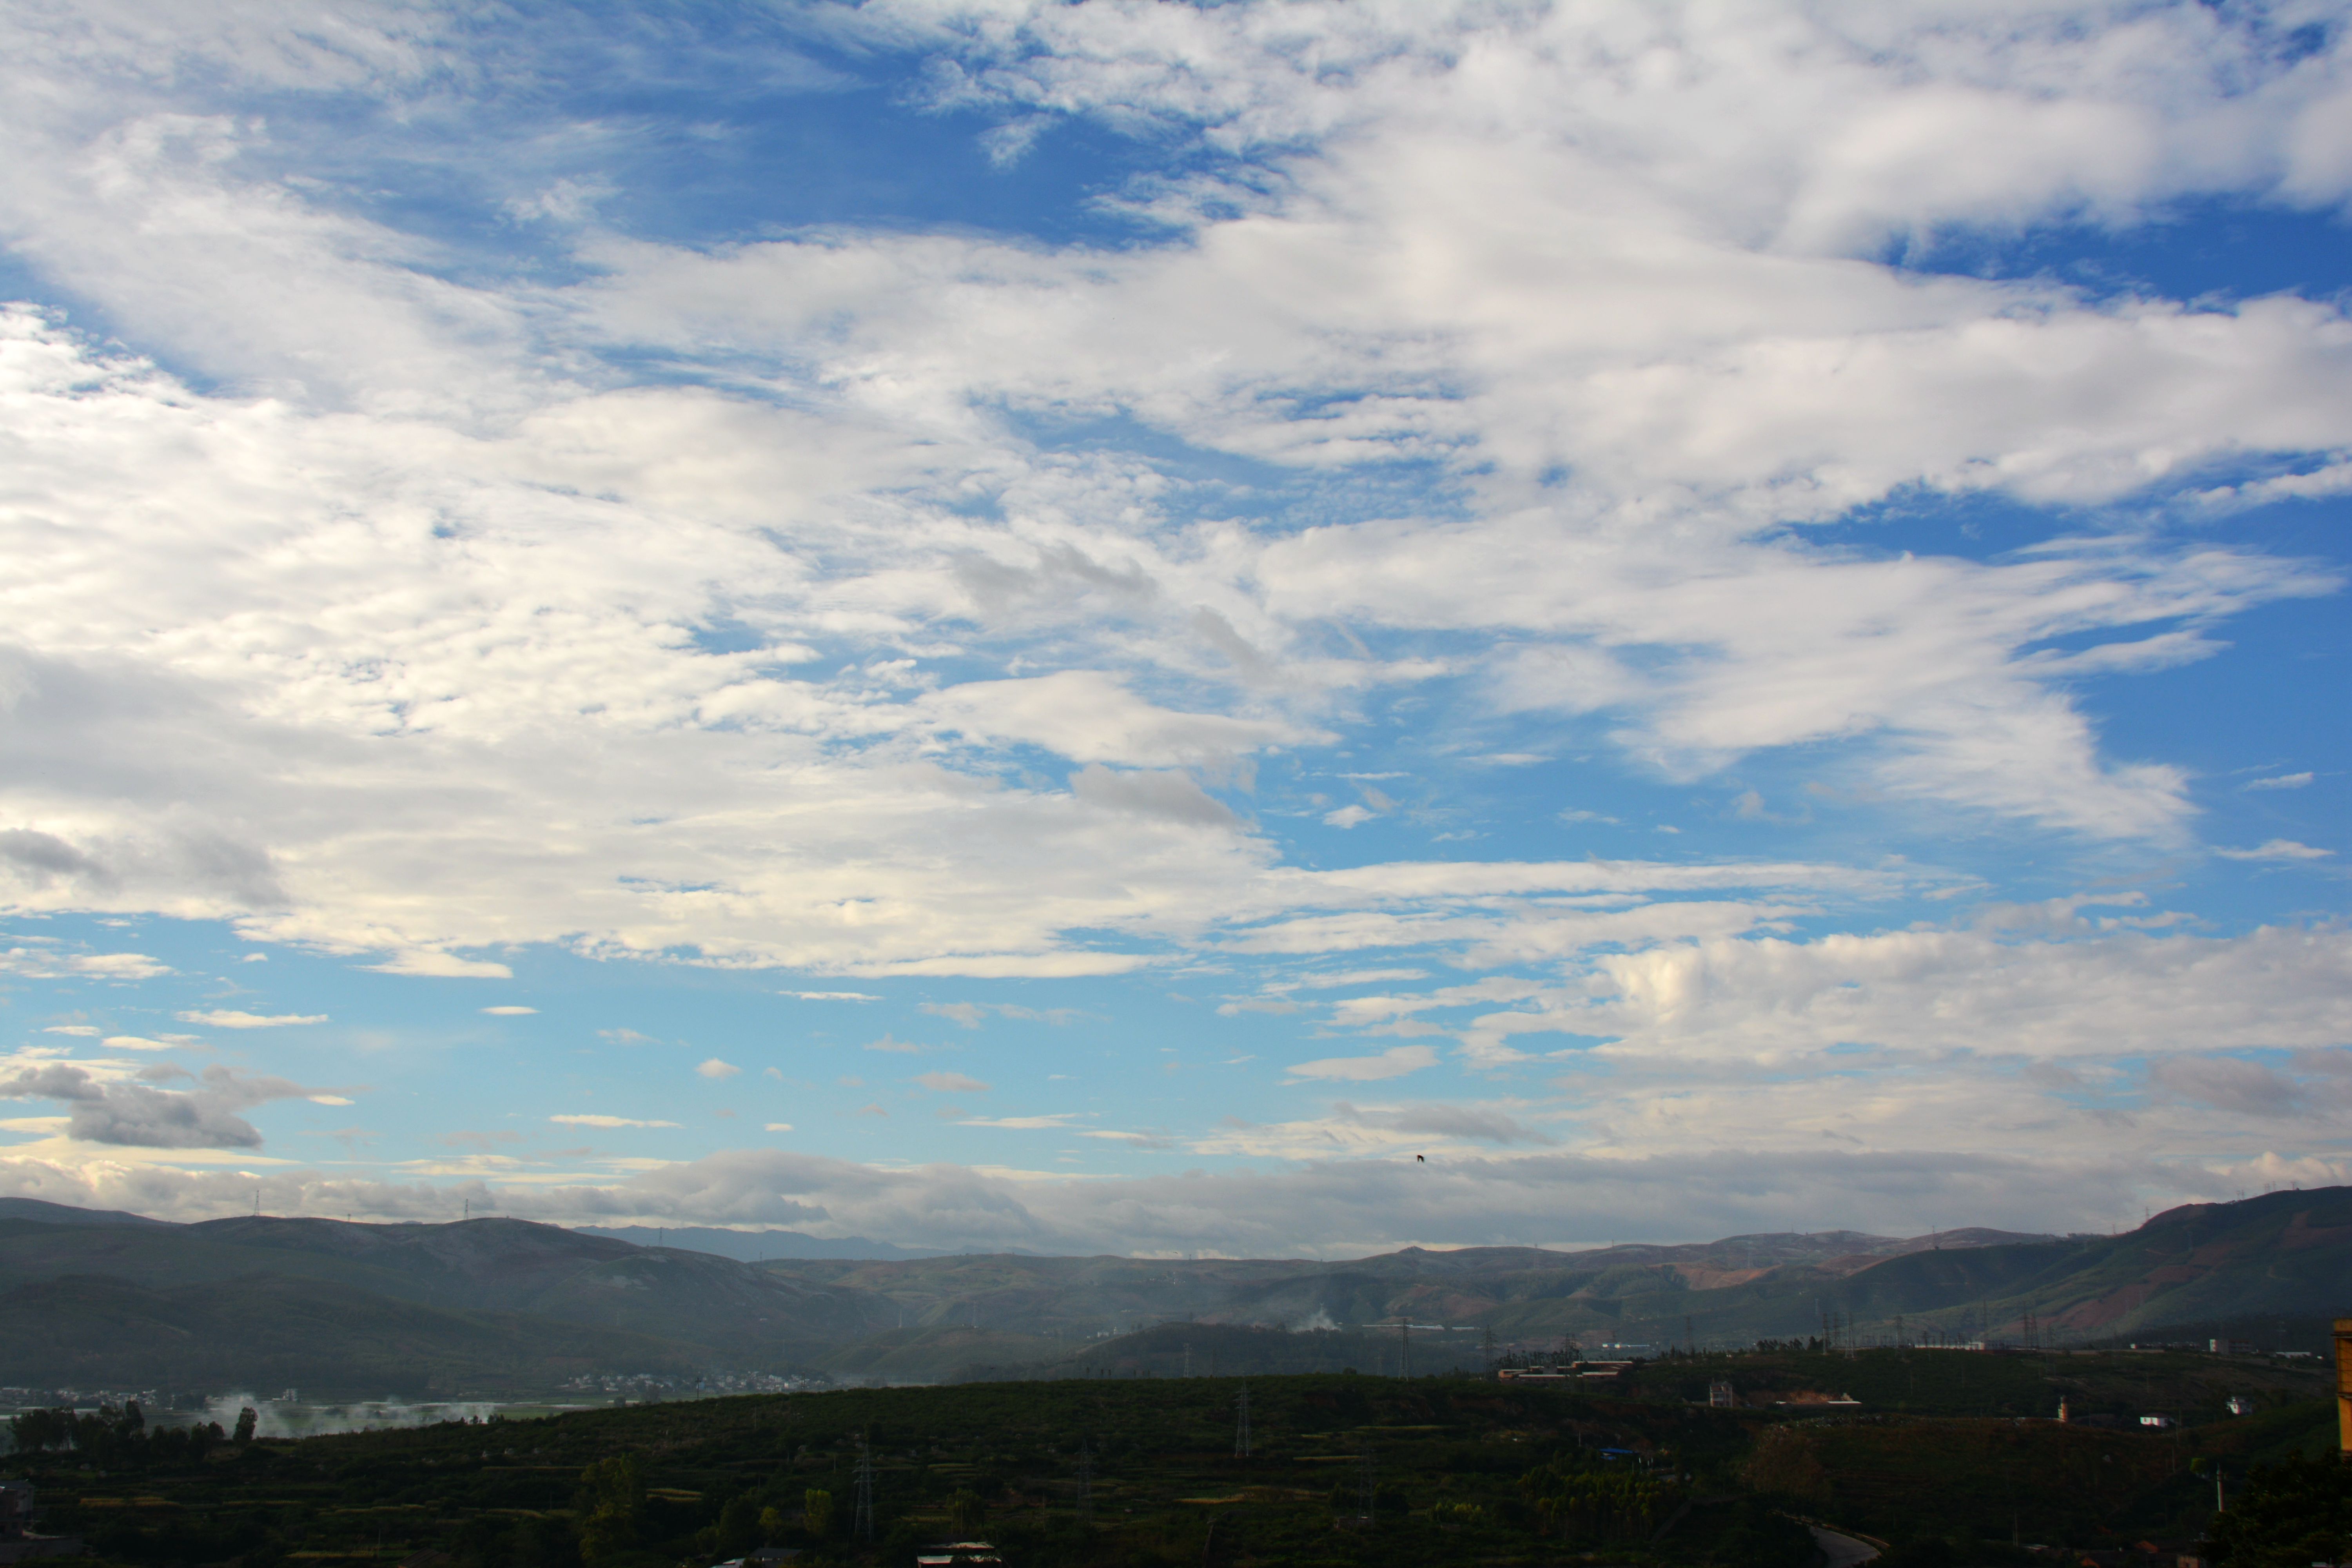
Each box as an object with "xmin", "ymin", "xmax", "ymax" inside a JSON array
[
  {"xmin": 7, "ymin": 1409, "xmax": 67, "ymax": 1453},
  {"xmin": 1740, "ymin": 1427, "xmax": 1829, "ymax": 1506},
  {"xmin": 2207, "ymin": 1455, "xmax": 2352, "ymax": 1568},
  {"xmin": 232, "ymin": 1407, "xmax": 258, "ymax": 1445},
  {"xmin": 576, "ymin": 1453, "xmax": 645, "ymax": 1565},
  {"xmin": 715, "ymin": 1494, "xmax": 760, "ymax": 1556},
  {"xmin": 948, "ymin": 1488, "xmax": 987, "ymax": 1536},
  {"xmin": 804, "ymin": 1488, "xmax": 835, "ymax": 1538}
]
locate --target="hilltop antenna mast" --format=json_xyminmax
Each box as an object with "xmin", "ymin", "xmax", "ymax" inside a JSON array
[
  {"xmin": 853, "ymin": 1431, "xmax": 875, "ymax": 1544},
  {"xmin": 1234, "ymin": 1387, "xmax": 1251, "ymax": 1459}
]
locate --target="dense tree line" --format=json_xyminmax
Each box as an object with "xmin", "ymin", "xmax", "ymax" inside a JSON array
[{"xmin": 5, "ymin": 1401, "xmax": 243, "ymax": 1466}]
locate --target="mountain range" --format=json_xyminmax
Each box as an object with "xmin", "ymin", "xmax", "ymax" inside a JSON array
[{"xmin": 0, "ymin": 1187, "xmax": 2341, "ymax": 1395}]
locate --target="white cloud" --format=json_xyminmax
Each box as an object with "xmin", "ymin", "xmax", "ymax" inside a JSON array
[
  {"xmin": 366, "ymin": 950, "xmax": 512, "ymax": 978},
  {"xmin": 0, "ymin": 2, "xmax": 2332, "ymax": 987},
  {"xmin": 916, "ymin": 1071, "xmax": 992, "ymax": 1094},
  {"xmin": 1068, "ymin": 764, "xmax": 1237, "ymax": 829},
  {"xmin": 765, "ymin": 1122, "xmax": 794, "ymax": 1132},
  {"xmin": 1458, "ymin": 915, "xmax": 2352, "ymax": 1064},
  {"xmin": 2214, "ymin": 839, "xmax": 2331, "ymax": 861},
  {"xmin": 548, "ymin": 1114, "xmax": 681, "ymax": 1129},
  {"xmin": 0, "ymin": 0, "xmax": 2345, "ymax": 1233},
  {"xmin": 40, "ymin": 1025, "xmax": 97, "ymax": 1036},
  {"xmin": 481, "ymin": 1005, "xmax": 537, "ymax": 1015},
  {"xmin": 694, "ymin": 1058, "xmax": 742, "ymax": 1080},
  {"xmin": 0, "ymin": 947, "xmax": 170, "ymax": 980},
  {"xmin": 0, "ymin": 1138, "xmax": 2318, "ymax": 1258},
  {"xmin": 101, "ymin": 1035, "xmax": 182, "ymax": 1053},
  {"xmin": 1283, "ymin": 1045, "xmax": 1438, "ymax": 1082},
  {"xmin": 176, "ymin": 1009, "xmax": 327, "ymax": 1029}
]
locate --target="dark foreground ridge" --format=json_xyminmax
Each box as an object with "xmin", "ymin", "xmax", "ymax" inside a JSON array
[
  {"xmin": 2, "ymin": 1357, "xmax": 2339, "ymax": 1566},
  {"xmin": 0, "ymin": 1186, "xmax": 2347, "ymax": 1393}
]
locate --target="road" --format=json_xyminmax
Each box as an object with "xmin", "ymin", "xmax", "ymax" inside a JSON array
[{"xmin": 1813, "ymin": 1525, "xmax": 1882, "ymax": 1568}]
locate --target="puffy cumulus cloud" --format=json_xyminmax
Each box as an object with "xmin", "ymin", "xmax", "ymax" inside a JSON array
[
  {"xmin": 0, "ymin": 1061, "xmax": 332, "ymax": 1148},
  {"xmin": 0, "ymin": 1142, "xmax": 2325, "ymax": 1255}
]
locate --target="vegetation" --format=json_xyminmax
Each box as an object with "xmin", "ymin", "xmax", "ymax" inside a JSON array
[
  {"xmin": 3, "ymin": 1356, "xmax": 2337, "ymax": 1567},
  {"xmin": 2207, "ymin": 1454, "xmax": 2352, "ymax": 1568}
]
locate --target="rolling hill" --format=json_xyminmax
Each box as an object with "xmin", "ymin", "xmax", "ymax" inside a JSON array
[
  {"xmin": 0, "ymin": 1272, "xmax": 704, "ymax": 1396},
  {"xmin": 0, "ymin": 1186, "xmax": 2343, "ymax": 1394},
  {"xmin": 0, "ymin": 1214, "xmax": 891, "ymax": 1374},
  {"xmin": 744, "ymin": 1195, "xmax": 2343, "ymax": 1352}
]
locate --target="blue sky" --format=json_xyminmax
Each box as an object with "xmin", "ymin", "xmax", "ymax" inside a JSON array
[{"xmin": 1, "ymin": 1, "xmax": 2349, "ymax": 1256}]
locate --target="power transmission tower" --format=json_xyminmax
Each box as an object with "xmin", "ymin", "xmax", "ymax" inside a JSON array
[
  {"xmin": 1077, "ymin": 1437, "xmax": 1094, "ymax": 1525},
  {"xmin": 853, "ymin": 1432, "xmax": 875, "ymax": 1544},
  {"xmin": 1233, "ymin": 1386, "xmax": 1251, "ymax": 1458}
]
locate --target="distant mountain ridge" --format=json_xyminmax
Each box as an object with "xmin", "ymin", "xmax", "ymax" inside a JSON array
[
  {"xmin": 0, "ymin": 1195, "xmax": 174, "ymax": 1228},
  {"xmin": 0, "ymin": 1189, "xmax": 2337, "ymax": 1392},
  {"xmin": 574, "ymin": 1225, "xmax": 949, "ymax": 1261}
]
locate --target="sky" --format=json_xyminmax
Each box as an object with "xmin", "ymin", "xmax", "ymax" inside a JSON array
[{"xmin": 0, "ymin": 0, "xmax": 2349, "ymax": 1259}]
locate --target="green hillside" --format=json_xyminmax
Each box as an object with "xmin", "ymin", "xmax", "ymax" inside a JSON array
[
  {"xmin": 751, "ymin": 1187, "xmax": 2352, "ymax": 1353},
  {"xmin": 0, "ymin": 1215, "xmax": 887, "ymax": 1360},
  {"xmin": 0, "ymin": 1187, "xmax": 2343, "ymax": 1397},
  {"xmin": 0, "ymin": 1273, "xmax": 706, "ymax": 1396}
]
